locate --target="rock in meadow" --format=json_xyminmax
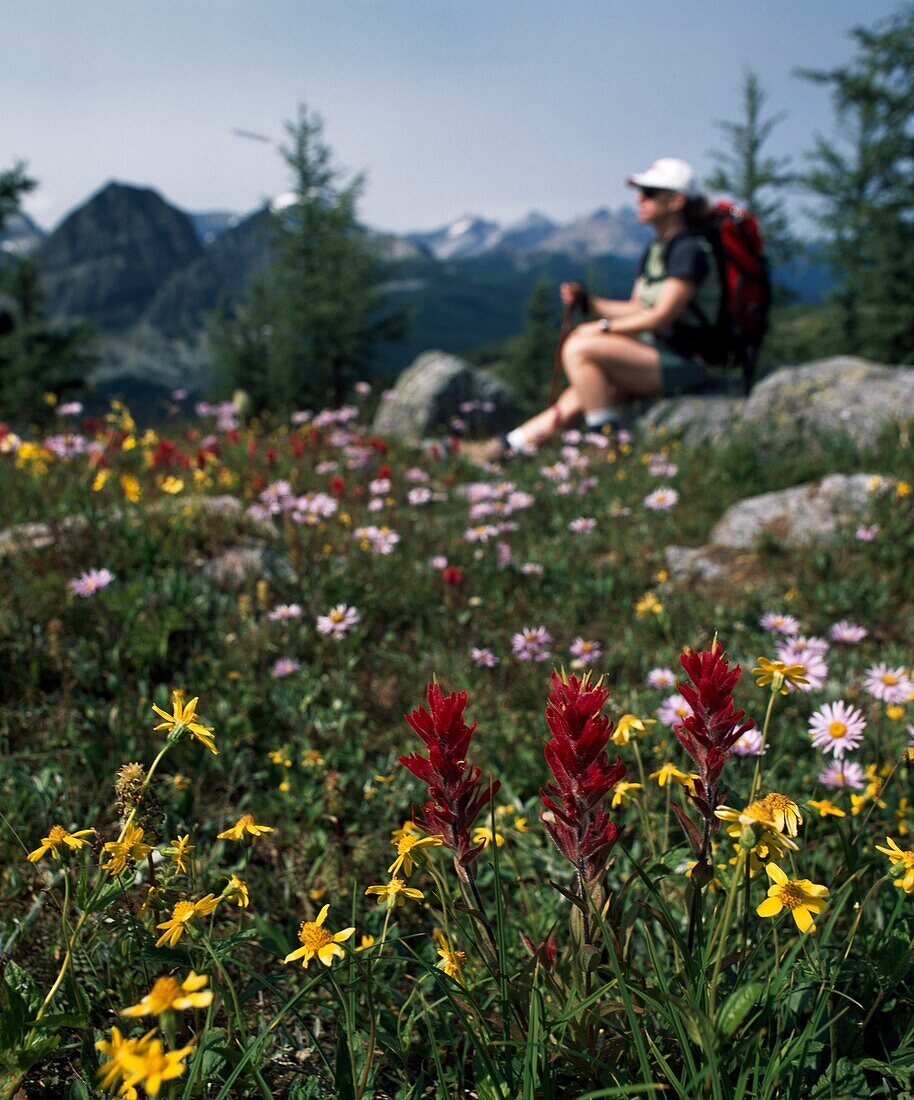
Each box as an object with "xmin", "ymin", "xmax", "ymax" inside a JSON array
[{"xmin": 371, "ymin": 350, "xmax": 516, "ymax": 440}]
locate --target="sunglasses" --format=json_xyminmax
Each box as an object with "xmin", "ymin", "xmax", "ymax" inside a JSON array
[{"xmin": 638, "ymin": 187, "xmax": 669, "ymax": 199}]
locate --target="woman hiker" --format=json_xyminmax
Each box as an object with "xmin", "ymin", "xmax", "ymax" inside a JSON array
[{"xmin": 469, "ymin": 158, "xmax": 722, "ymax": 463}]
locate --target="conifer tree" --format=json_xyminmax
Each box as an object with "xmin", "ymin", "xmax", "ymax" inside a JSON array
[
  {"xmin": 214, "ymin": 105, "xmax": 406, "ymax": 413},
  {"xmin": 500, "ymin": 275, "xmax": 561, "ymax": 417},
  {"xmin": 798, "ymin": 6, "xmax": 914, "ymax": 362},
  {"xmin": 707, "ymin": 71, "xmax": 795, "ymax": 264}
]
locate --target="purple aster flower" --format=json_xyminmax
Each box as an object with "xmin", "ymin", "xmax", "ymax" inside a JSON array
[
  {"xmin": 643, "ymin": 487, "xmax": 679, "ymax": 511},
  {"xmin": 656, "ymin": 693, "xmax": 693, "ymax": 729},
  {"xmin": 471, "ymin": 647, "xmax": 500, "ymax": 668},
  {"xmin": 511, "ymin": 626, "xmax": 552, "ymax": 662},
  {"xmin": 647, "ymin": 667, "xmax": 676, "ymax": 689},
  {"xmin": 316, "ymin": 604, "xmax": 361, "ymax": 636},
  {"xmin": 731, "ymin": 729, "xmax": 765, "ymax": 756},
  {"xmin": 808, "ymin": 701, "xmax": 867, "ymax": 757},
  {"xmin": 272, "ymin": 658, "xmax": 301, "ymax": 679},
  {"xmin": 759, "ymin": 612, "xmax": 800, "ymax": 635},
  {"xmin": 818, "ymin": 760, "xmax": 866, "ymax": 790},
  {"xmin": 568, "ymin": 517, "xmax": 596, "ymax": 534},
  {"xmin": 268, "ymin": 604, "xmax": 303, "ymax": 621},
  {"xmin": 569, "ymin": 637, "xmax": 602, "ymax": 666},
  {"xmin": 829, "ymin": 620, "xmax": 868, "ymax": 644},
  {"xmin": 69, "ymin": 568, "xmax": 115, "ymax": 597},
  {"xmin": 863, "ymin": 663, "xmax": 913, "ymax": 704}
]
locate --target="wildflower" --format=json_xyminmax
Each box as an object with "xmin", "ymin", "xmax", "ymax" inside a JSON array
[
  {"xmin": 775, "ymin": 642, "xmax": 827, "ymax": 694},
  {"xmin": 759, "ymin": 793, "xmax": 803, "ymax": 836},
  {"xmin": 151, "ymin": 691, "xmax": 218, "ymax": 754},
  {"xmin": 643, "ymin": 487, "xmax": 679, "ymax": 510},
  {"xmin": 897, "ymin": 797, "xmax": 910, "ymax": 837},
  {"xmin": 436, "ymin": 940, "xmax": 468, "ymax": 985},
  {"xmin": 120, "ymin": 474, "xmax": 141, "ymax": 502},
  {"xmin": 96, "ymin": 1025, "xmax": 149, "ymax": 1093},
  {"xmin": 611, "ymin": 781, "xmax": 643, "ymax": 809},
  {"xmin": 635, "ymin": 591, "xmax": 664, "ymax": 617},
  {"xmin": 155, "ymin": 895, "xmax": 220, "ymax": 948},
  {"xmin": 752, "ymin": 657, "xmax": 808, "ymax": 695},
  {"xmin": 267, "ymin": 603, "xmax": 302, "ymax": 621},
  {"xmin": 27, "ymin": 824, "xmax": 93, "ymax": 862},
  {"xmin": 569, "ymin": 637, "xmax": 602, "ymax": 666},
  {"xmin": 759, "ymin": 612, "xmax": 800, "ymax": 635},
  {"xmin": 514, "ymin": 816, "xmax": 529, "ymax": 831},
  {"xmin": 166, "ymin": 835, "xmax": 193, "ymax": 873},
  {"xmin": 400, "ymin": 682, "xmax": 500, "ymax": 879},
  {"xmin": 365, "ymin": 876, "xmax": 425, "ymax": 908},
  {"xmin": 649, "ymin": 762, "xmax": 693, "ymax": 788},
  {"xmin": 732, "ymin": 729, "xmax": 765, "ymax": 756},
  {"xmin": 356, "ymin": 934, "xmax": 375, "ymax": 952},
  {"xmin": 121, "ymin": 972, "xmax": 213, "ymax": 1017},
  {"xmin": 471, "ymin": 646, "xmax": 499, "ymax": 668},
  {"xmin": 611, "ymin": 713, "xmax": 656, "ymax": 746},
  {"xmin": 540, "ymin": 672, "xmax": 626, "ymax": 883},
  {"xmin": 818, "ymin": 760, "xmax": 866, "ymax": 790},
  {"xmin": 102, "ymin": 824, "xmax": 153, "ymax": 876},
  {"xmin": 69, "ymin": 567, "xmax": 115, "ymax": 597},
  {"xmin": 223, "ymin": 874, "xmax": 250, "ymax": 908},
  {"xmin": 118, "ymin": 1034, "xmax": 195, "ymax": 1096},
  {"xmin": 808, "ymin": 701, "xmax": 866, "ymax": 757},
  {"xmin": 217, "ymin": 814, "xmax": 274, "ymax": 842},
  {"xmin": 863, "ymin": 664, "xmax": 913, "ymax": 705},
  {"xmin": 647, "ymin": 667, "xmax": 676, "ymax": 689},
  {"xmin": 471, "ymin": 826, "xmax": 505, "ymax": 848},
  {"xmin": 808, "ymin": 798, "xmax": 846, "ymax": 818},
  {"xmin": 511, "ymin": 625, "xmax": 553, "ymax": 662},
  {"xmin": 301, "ymin": 749, "xmax": 326, "ymax": 767},
  {"xmin": 283, "ymin": 906, "xmax": 356, "ymax": 968},
  {"xmin": 756, "ymin": 864, "xmax": 829, "ymax": 933},
  {"xmin": 888, "ymin": 705, "xmax": 906, "ymax": 721},
  {"xmin": 316, "ymin": 604, "xmax": 360, "ymax": 636},
  {"xmin": 391, "ymin": 820, "xmax": 421, "ymax": 843},
  {"xmin": 271, "ymin": 658, "xmax": 300, "ymax": 678},
  {"xmin": 856, "ymin": 524, "xmax": 879, "ymax": 541},
  {"xmin": 656, "ymin": 693, "xmax": 693, "ymax": 729},
  {"xmin": 388, "ymin": 833, "xmax": 445, "ymax": 877},
  {"xmin": 829, "ymin": 620, "xmax": 868, "ymax": 644},
  {"xmin": 875, "ymin": 837, "xmax": 914, "ymax": 893},
  {"xmin": 568, "ymin": 516, "xmax": 596, "ymax": 533}
]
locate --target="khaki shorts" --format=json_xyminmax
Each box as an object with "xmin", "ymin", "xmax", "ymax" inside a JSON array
[{"xmin": 639, "ymin": 333, "xmax": 707, "ymax": 397}]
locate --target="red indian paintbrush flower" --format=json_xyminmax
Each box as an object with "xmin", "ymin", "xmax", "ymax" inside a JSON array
[
  {"xmin": 400, "ymin": 682, "xmax": 499, "ymax": 880},
  {"xmin": 540, "ymin": 672, "xmax": 626, "ymax": 884}
]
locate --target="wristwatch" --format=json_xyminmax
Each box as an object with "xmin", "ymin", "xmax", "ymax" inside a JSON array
[{"xmin": 598, "ymin": 318, "xmax": 612, "ymax": 332}]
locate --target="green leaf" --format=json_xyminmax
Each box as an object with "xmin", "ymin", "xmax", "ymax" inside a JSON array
[
  {"xmin": 333, "ymin": 1025, "xmax": 356, "ymax": 1100},
  {"xmin": 65, "ymin": 1081, "xmax": 91, "ymax": 1100},
  {"xmin": 716, "ymin": 981, "xmax": 764, "ymax": 1039},
  {"xmin": 29, "ymin": 1011, "xmax": 89, "ymax": 1031},
  {"xmin": 809, "ymin": 1058, "xmax": 869, "ymax": 1099}
]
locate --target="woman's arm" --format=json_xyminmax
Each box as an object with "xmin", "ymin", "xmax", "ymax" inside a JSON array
[
  {"xmin": 605, "ymin": 277, "xmax": 696, "ymax": 336},
  {"xmin": 588, "ymin": 292, "xmax": 642, "ymax": 320}
]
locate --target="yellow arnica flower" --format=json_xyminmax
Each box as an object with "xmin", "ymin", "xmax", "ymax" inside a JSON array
[
  {"xmin": 471, "ymin": 826, "xmax": 504, "ymax": 849},
  {"xmin": 96, "ymin": 1025, "xmax": 152, "ymax": 1093},
  {"xmin": 155, "ymin": 895, "xmax": 220, "ymax": 948},
  {"xmin": 875, "ymin": 837, "xmax": 914, "ymax": 893},
  {"xmin": 284, "ymin": 904, "xmax": 355, "ymax": 968},
  {"xmin": 611, "ymin": 781, "xmax": 643, "ymax": 809},
  {"xmin": 356, "ymin": 934, "xmax": 376, "ymax": 952},
  {"xmin": 119, "ymin": 1034, "xmax": 195, "ymax": 1097},
  {"xmin": 169, "ymin": 834, "xmax": 194, "ymax": 874},
  {"xmin": 437, "ymin": 941, "xmax": 468, "ymax": 985},
  {"xmin": 121, "ymin": 972, "xmax": 213, "ymax": 1017},
  {"xmin": 102, "ymin": 824, "xmax": 153, "ymax": 876},
  {"xmin": 388, "ymin": 833, "xmax": 444, "ymax": 877},
  {"xmin": 391, "ymin": 820, "xmax": 421, "ymax": 843},
  {"xmin": 217, "ymin": 814, "xmax": 274, "ymax": 842},
  {"xmin": 27, "ymin": 824, "xmax": 93, "ymax": 863},
  {"xmin": 756, "ymin": 863, "xmax": 829, "ymax": 933},
  {"xmin": 151, "ymin": 691, "xmax": 218, "ymax": 754},
  {"xmin": 808, "ymin": 799, "xmax": 846, "ymax": 819},
  {"xmin": 365, "ymin": 877, "xmax": 425, "ymax": 908},
  {"xmin": 612, "ymin": 714, "xmax": 656, "ymax": 746},
  {"xmin": 224, "ymin": 874, "xmax": 250, "ymax": 908},
  {"xmin": 756, "ymin": 793, "xmax": 803, "ymax": 837},
  {"xmin": 649, "ymin": 762, "xmax": 693, "ymax": 788},
  {"xmin": 752, "ymin": 657, "xmax": 809, "ymax": 696}
]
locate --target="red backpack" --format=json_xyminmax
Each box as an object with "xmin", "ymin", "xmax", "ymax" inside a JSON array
[{"xmin": 702, "ymin": 201, "xmax": 772, "ymax": 391}]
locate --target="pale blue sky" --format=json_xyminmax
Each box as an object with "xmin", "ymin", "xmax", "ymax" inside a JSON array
[{"xmin": 3, "ymin": 1, "xmax": 903, "ymax": 233}]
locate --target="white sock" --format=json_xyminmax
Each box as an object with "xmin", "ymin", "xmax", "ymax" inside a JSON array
[
  {"xmin": 584, "ymin": 407, "xmax": 620, "ymax": 429},
  {"xmin": 505, "ymin": 428, "xmax": 528, "ymax": 450}
]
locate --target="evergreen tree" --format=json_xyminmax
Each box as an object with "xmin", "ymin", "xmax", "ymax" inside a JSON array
[
  {"xmin": 214, "ymin": 105, "xmax": 407, "ymax": 413},
  {"xmin": 798, "ymin": 6, "xmax": 914, "ymax": 362},
  {"xmin": 500, "ymin": 275, "xmax": 561, "ymax": 417},
  {"xmin": 0, "ymin": 163, "xmax": 95, "ymax": 426},
  {"xmin": 707, "ymin": 71, "xmax": 795, "ymax": 264}
]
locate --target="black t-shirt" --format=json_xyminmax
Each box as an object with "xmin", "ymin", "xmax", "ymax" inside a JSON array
[{"xmin": 636, "ymin": 231, "xmax": 721, "ymax": 360}]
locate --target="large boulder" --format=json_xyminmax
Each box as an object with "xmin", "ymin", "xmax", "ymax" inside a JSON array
[
  {"xmin": 372, "ymin": 351, "xmax": 517, "ymax": 440},
  {"xmin": 637, "ymin": 394, "xmax": 743, "ymax": 447},
  {"xmin": 741, "ymin": 358, "xmax": 914, "ymax": 447}
]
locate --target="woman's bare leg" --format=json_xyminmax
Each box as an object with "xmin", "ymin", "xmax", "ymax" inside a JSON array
[{"xmin": 512, "ymin": 386, "xmax": 584, "ymax": 444}]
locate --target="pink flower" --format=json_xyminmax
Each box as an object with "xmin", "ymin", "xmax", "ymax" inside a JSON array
[
  {"xmin": 818, "ymin": 761, "xmax": 866, "ymax": 790},
  {"xmin": 69, "ymin": 568, "xmax": 115, "ymax": 597},
  {"xmin": 731, "ymin": 729, "xmax": 765, "ymax": 756},
  {"xmin": 569, "ymin": 638, "xmax": 602, "ymax": 666},
  {"xmin": 862, "ymin": 663, "xmax": 913, "ymax": 704},
  {"xmin": 759, "ymin": 612, "xmax": 800, "ymax": 635},
  {"xmin": 643, "ymin": 488, "xmax": 679, "ymax": 511},
  {"xmin": 471, "ymin": 647, "xmax": 499, "ymax": 668},
  {"xmin": 568, "ymin": 517, "xmax": 596, "ymax": 534},
  {"xmin": 856, "ymin": 525, "xmax": 879, "ymax": 542},
  {"xmin": 272, "ymin": 658, "xmax": 301, "ymax": 678},
  {"xmin": 656, "ymin": 693, "xmax": 693, "ymax": 729},
  {"xmin": 829, "ymin": 621, "xmax": 868, "ymax": 644},
  {"xmin": 268, "ymin": 604, "xmax": 302, "ymax": 621},
  {"xmin": 808, "ymin": 701, "xmax": 866, "ymax": 757},
  {"xmin": 316, "ymin": 605, "xmax": 360, "ymax": 636},
  {"xmin": 512, "ymin": 626, "xmax": 552, "ymax": 662},
  {"xmin": 647, "ymin": 667, "xmax": 676, "ymax": 689}
]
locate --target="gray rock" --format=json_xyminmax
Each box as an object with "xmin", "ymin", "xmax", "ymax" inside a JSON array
[
  {"xmin": 741, "ymin": 358, "xmax": 914, "ymax": 446},
  {"xmin": 664, "ymin": 544, "xmax": 729, "ymax": 582},
  {"xmin": 372, "ymin": 350, "xmax": 516, "ymax": 440},
  {"xmin": 638, "ymin": 394, "xmax": 743, "ymax": 447},
  {"xmin": 709, "ymin": 473, "xmax": 888, "ymax": 550},
  {"xmin": 200, "ymin": 544, "xmax": 295, "ymax": 587},
  {"xmin": 0, "ymin": 515, "xmax": 89, "ymax": 555}
]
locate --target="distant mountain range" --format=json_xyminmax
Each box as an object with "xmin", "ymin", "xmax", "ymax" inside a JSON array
[{"xmin": 1, "ymin": 181, "xmax": 834, "ymax": 397}]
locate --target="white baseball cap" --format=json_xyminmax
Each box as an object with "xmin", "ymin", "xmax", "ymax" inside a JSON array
[{"xmin": 626, "ymin": 158, "xmax": 700, "ymax": 198}]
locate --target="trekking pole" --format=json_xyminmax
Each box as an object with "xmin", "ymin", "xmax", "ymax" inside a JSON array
[{"xmin": 547, "ymin": 303, "xmax": 578, "ymax": 408}]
